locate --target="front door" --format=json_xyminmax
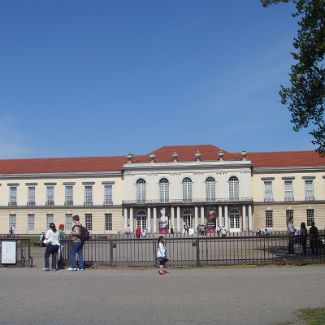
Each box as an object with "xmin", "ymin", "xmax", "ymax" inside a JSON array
[{"xmin": 229, "ymin": 208, "xmax": 240, "ymax": 233}]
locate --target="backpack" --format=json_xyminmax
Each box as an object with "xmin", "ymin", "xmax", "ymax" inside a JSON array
[{"xmin": 73, "ymin": 225, "xmax": 90, "ymax": 242}]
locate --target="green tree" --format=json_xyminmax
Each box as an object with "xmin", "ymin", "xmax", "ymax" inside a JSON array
[{"xmin": 262, "ymin": 0, "xmax": 325, "ymax": 155}]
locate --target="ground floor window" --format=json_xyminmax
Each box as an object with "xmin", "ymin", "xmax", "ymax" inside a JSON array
[
  {"xmin": 9, "ymin": 214, "xmax": 16, "ymax": 230},
  {"xmin": 306, "ymin": 209, "xmax": 314, "ymax": 226},
  {"xmin": 105, "ymin": 213, "xmax": 113, "ymax": 231},
  {"xmin": 286, "ymin": 210, "xmax": 293, "ymax": 224},
  {"xmin": 183, "ymin": 210, "xmax": 193, "ymax": 228},
  {"xmin": 65, "ymin": 214, "xmax": 73, "ymax": 233},
  {"xmin": 265, "ymin": 210, "xmax": 273, "ymax": 228},
  {"xmin": 229, "ymin": 209, "xmax": 240, "ymax": 229},
  {"xmin": 85, "ymin": 214, "xmax": 93, "ymax": 230},
  {"xmin": 137, "ymin": 211, "xmax": 147, "ymax": 229},
  {"xmin": 46, "ymin": 214, "xmax": 54, "ymax": 229},
  {"xmin": 28, "ymin": 214, "xmax": 35, "ymax": 231}
]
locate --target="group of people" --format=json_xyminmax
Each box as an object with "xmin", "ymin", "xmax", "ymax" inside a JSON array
[
  {"xmin": 42, "ymin": 215, "xmax": 85, "ymax": 271},
  {"xmin": 287, "ymin": 218, "xmax": 320, "ymax": 255}
]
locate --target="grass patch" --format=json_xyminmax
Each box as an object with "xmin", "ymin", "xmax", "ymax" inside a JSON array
[{"xmin": 297, "ymin": 307, "xmax": 325, "ymax": 325}]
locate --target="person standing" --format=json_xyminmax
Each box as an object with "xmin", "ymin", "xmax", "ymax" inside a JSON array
[
  {"xmin": 43, "ymin": 223, "xmax": 60, "ymax": 271},
  {"xmin": 300, "ymin": 222, "xmax": 307, "ymax": 256},
  {"xmin": 68, "ymin": 215, "xmax": 84, "ymax": 271},
  {"xmin": 156, "ymin": 236, "xmax": 168, "ymax": 275},
  {"xmin": 309, "ymin": 221, "xmax": 319, "ymax": 255}
]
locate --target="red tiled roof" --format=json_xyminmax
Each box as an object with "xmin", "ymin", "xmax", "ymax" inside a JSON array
[
  {"xmin": 0, "ymin": 146, "xmax": 323, "ymax": 175},
  {"xmin": 0, "ymin": 156, "xmax": 128, "ymax": 174},
  {"xmin": 248, "ymin": 151, "xmax": 325, "ymax": 168}
]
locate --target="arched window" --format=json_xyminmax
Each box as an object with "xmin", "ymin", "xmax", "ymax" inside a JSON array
[
  {"xmin": 136, "ymin": 179, "xmax": 146, "ymax": 202},
  {"xmin": 159, "ymin": 178, "xmax": 169, "ymax": 203},
  {"xmin": 205, "ymin": 177, "xmax": 215, "ymax": 202},
  {"xmin": 182, "ymin": 177, "xmax": 192, "ymax": 202},
  {"xmin": 136, "ymin": 211, "xmax": 147, "ymax": 229},
  {"xmin": 229, "ymin": 208, "xmax": 240, "ymax": 230},
  {"xmin": 229, "ymin": 176, "xmax": 239, "ymax": 200}
]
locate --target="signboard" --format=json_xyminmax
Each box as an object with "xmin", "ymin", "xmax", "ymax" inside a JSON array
[
  {"xmin": 207, "ymin": 209, "xmax": 216, "ymax": 233},
  {"xmin": 159, "ymin": 207, "xmax": 169, "ymax": 234},
  {"xmin": 1, "ymin": 241, "xmax": 17, "ymax": 264}
]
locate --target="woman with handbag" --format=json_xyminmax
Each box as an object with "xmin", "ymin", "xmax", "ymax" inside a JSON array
[{"xmin": 157, "ymin": 236, "xmax": 168, "ymax": 275}]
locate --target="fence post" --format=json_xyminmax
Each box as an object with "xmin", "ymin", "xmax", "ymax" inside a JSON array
[
  {"xmin": 196, "ymin": 238, "xmax": 200, "ymax": 266},
  {"xmin": 109, "ymin": 239, "xmax": 114, "ymax": 266}
]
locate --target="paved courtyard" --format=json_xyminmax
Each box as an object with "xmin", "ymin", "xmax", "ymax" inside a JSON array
[{"xmin": 1, "ymin": 264, "xmax": 325, "ymax": 324}]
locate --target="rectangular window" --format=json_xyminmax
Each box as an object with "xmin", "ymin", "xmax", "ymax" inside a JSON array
[
  {"xmin": 307, "ymin": 209, "xmax": 314, "ymax": 226},
  {"xmin": 65, "ymin": 214, "xmax": 73, "ymax": 233},
  {"xmin": 104, "ymin": 184, "xmax": 113, "ymax": 205},
  {"xmin": 9, "ymin": 186, "xmax": 17, "ymax": 206},
  {"xmin": 305, "ymin": 179, "xmax": 314, "ymax": 200},
  {"xmin": 284, "ymin": 180, "xmax": 294, "ymax": 201},
  {"xmin": 46, "ymin": 185, "xmax": 55, "ymax": 205},
  {"xmin": 46, "ymin": 214, "xmax": 54, "ymax": 228},
  {"xmin": 264, "ymin": 181, "xmax": 273, "ymax": 202},
  {"xmin": 265, "ymin": 210, "xmax": 273, "ymax": 228},
  {"xmin": 84, "ymin": 186, "xmax": 93, "ymax": 205},
  {"xmin": 9, "ymin": 214, "xmax": 16, "ymax": 229},
  {"xmin": 286, "ymin": 210, "xmax": 294, "ymax": 224},
  {"xmin": 105, "ymin": 213, "xmax": 112, "ymax": 231},
  {"xmin": 65, "ymin": 185, "xmax": 73, "ymax": 206},
  {"xmin": 85, "ymin": 214, "xmax": 92, "ymax": 230},
  {"xmin": 27, "ymin": 186, "xmax": 36, "ymax": 206},
  {"xmin": 28, "ymin": 214, "xmax": 35, "ymax": 231}
]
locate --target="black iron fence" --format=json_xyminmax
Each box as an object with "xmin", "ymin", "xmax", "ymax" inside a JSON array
[
  {"xmin": 0, "ymin": 237, "xmax": 33, "ymax": 267},
  {"xmin": 60, "ymin": 232, "xmax": 325, "ymax": 267}
]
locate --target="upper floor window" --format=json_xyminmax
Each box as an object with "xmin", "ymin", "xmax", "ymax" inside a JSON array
[
  {"xmin": 27, "ymin": 186, "xmax": 36, "ymax": 206},
  {"xmin": 84, "ymin": 186, "xmax": 93, "ymax": 205},
  {"xmin": 264, "ymin": 181, "xmax": 273, "ymax": 202},
  {"xmin": 46, "ymin": 185, "xmax": 55, "ymax": 206},
  {"xmin": 159, "ymin": 178, "xmax": 169, "ymax": 203},
  {"xmin": 304, "ymin": 179, "xmax": 314, "ymax": 200},
  {"xmin": 229, "ymin": 176, "xmax": 239, "ymax": 200},
  {"xmin": 206, "ymin": 177, "xmax": 215, "ymax": 202},
  {"xmin": 65, "ymin": 185, "xmax": 74, "ymax": 206},
  {"xmin": 182, "ymin": 177, "xmax": 192, "ymax": 202},
  {"xmin": 104, "ymin": 184, "xmax": 113, "ymax": 205},
  {"xmin": 284, "ymin": 180, "xmax": 294, "ymax": 201},
  {"xmin": 136, "ymin": 179, "xmax": 146, "ymax": 202},
  {"xmin": 9, "ymin": 186, "xmax": 17, "ymax": 206}
]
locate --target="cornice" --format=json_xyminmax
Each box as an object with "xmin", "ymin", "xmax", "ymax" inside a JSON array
[{"xmin": 253, "ymin": 166, "xmax": 325, "ymax": 174}]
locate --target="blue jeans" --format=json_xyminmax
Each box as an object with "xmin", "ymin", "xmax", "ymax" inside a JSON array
[
  {"xmin": 44, "ymin": 245, "xmax": 59, "ymax": 269},
  {"xmin": 70, "ymin": 242, "xmax": 84, "ymax": 269}
]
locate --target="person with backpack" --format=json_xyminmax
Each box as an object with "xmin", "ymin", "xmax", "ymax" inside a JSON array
[{"xmin": 68, "ymin": 215, "xmax": 86, "ymax": 271}]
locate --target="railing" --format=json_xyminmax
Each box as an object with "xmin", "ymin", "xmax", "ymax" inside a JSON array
[
  {"xmin": 0, "ymin": 236, "xmax": 33, "ymax": 267},
  {"xmin": 60, "ymin": 233, "xmax": 325, "ymax": 267},
  {"xmin": 123, "ymin": 197, "xmax": 253, "ymax": 205}
]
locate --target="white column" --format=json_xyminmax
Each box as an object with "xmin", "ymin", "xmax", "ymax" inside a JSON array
[
  {"xmin": 195, "ymin": 206, "xmax": 199, "ymax": 231},
  {"xmin": 200, "ymin": 206, "xmax": 205, "ymax": 224},
  {"xmin": 170, "ymin": 207, "xmax": 175, "ymax": 231},
  {"xmin": 224, "ymin": 205, "xmax": 229, "ymax": 231},
  {"xmin": 130, "ymin": 208, "xmax": 134, "ymax": 233},
  {"xmin": 218, "ymin": 206, "xmax": 223, "ymax": 227},
  {"xmin": 177, "ymin": 207, "xmax": 181, "ymax": 232},
  {"xmin": 242, "ymin": 205, "xmax": 246, "ymax": 232},
  {"xmin": 248, "ymin": 205, "xmax": 253, "ymax": 231},
  {"xmin": 124, "ymin": 208, "xmax": 128, "ymax": 231},
  {"xmin": 153, "ymin": 208, "xmax": 157, "ymax": 233},
  {"xmin": 147, "ymin": 207, "xmax": 151, "ymax": 233}
]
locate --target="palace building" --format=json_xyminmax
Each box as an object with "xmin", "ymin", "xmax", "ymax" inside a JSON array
[{"xmin": 0, "ymin": 145, "xmax": 324, "ymax": 235}]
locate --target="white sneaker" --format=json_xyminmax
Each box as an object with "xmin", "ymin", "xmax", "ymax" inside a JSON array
[
  {"xmin": 67, "ymin": 267, "xmax": 77, "ymax": 271},
  {"xmin": 79, "ymin": 268, "xmax": 84, "ymax": 271},
  {"xmin": 43, "ymin": 268, "xmax": 50, "ymax": 271}
]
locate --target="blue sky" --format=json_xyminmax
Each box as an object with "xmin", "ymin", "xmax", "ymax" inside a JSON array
[{"xmin": 0, "ymin": 0, "xmax": 313, "ymax": 159}]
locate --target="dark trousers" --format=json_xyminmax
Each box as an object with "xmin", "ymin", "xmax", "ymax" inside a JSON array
[
  {"xmin": 44, "ymin": 245, "xmax": 59, "ymax": 269},
  {"xmin": 288, "ymin": 237, "xmax": 294, "ymax": 254}
]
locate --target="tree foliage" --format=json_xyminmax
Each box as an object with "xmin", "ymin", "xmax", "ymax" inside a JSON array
[{"xmin": 262, "ymin": 0, "xmax": 325, "ymax": 155}]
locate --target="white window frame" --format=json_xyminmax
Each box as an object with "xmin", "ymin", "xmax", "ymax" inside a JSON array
[
  {"xmin": 9, "ymin": 186, "xmax": 17, "ymax": 206},
  {"xmin": 9, "ymin": 214, "xmax": 16, "ymax": 229},
  {"xmin": 104, "ymin": 184, "xmax": 113, "ymax": 205},
  {"xmin": 65, "ymin": 214, "xmax": 73, "ymax": 233},
  {"xmin": 84, "ymin": 186, "xmax": 93, "ymax": 205},
  {"xmin": 229, "ymin": 208, "xmax": 240, "ymax": 229},
  {"xmin": 28, "ymin": 214, "xmax": 35, "ymax": 231},
  {"xmin": 85, "ymin": 214, "xmax": 92, "ymax": 230},
  {"xmin": 284, "ymin": 180, "xmax": 294, "ymax": 201},
  {"xmin": 105, "ymin": 213, "xmax": 113, "ymax": 231},
  {"xmin": 286, "ymin": 210, "xmax": 294, "ymax": 224},
  {"xmin": 264, "ymin": 181, "xmax": 273, "ymax": 202},
  {"xmin": 46, "ymin": 185, "xmax": 55, "ymax": 206},
  {"xmin": 136, "ymin": 211, "xmax": 147, "ymax": 229},
  {"xmin": 65, "ymin": 185, "xmax": 73, "ymax": 206},
  {"xmin": 229, "ymin": 177, "xmax": 239, "ymax": 201},
  {"xmin": 265, "ymin": 210, "xmax": 273, "ymax": 228},
  {"xmin": 27, "ymin": 186, "xmax": 36, "ymax": 206},
  {"xmin": 46, "ymin": 214, "xmax": 54, "ymax": 228},
  {"xmin": 304, "ymin": 179, "xmax": 314, "ymax": 200},
  {"xmin": 206, "ymin": 177, "xmax": 215, "ymax": 202},
  {"xmin": 307, "ymin": 209, "xmax": 314, "ymax": 226},
  {"xmin": 159, "ymin": 178, "xmax": 169, "ymax": 203},
  {"xmin": 182, "ymin": 177, "xmax": 192, "ymax": 202},
  {"xmin": 136, "ymin": 179, "xmax": 146, "ymax": 203}
]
